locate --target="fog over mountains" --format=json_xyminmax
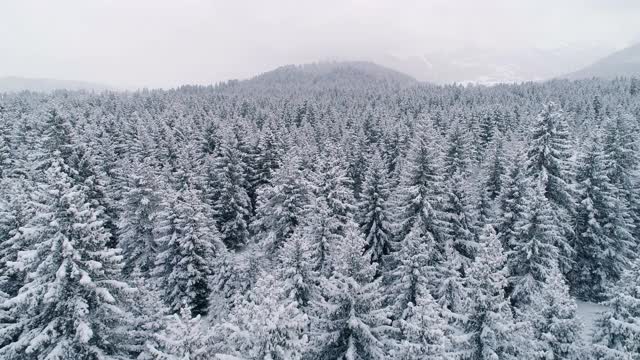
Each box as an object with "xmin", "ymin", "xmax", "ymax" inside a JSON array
[{"xmin": 1, "ymin": 43, "xmax": 638, "ymax": 92}]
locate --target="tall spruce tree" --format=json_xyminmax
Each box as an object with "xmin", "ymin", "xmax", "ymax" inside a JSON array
[
  {"xmin": 357, "ymin": 150, "xmax": 393, "ymax": 267},
  {"xmin": 526, "ymin": 102, "xmax": 575, "ymax": 274},
  {"xmin": 153, "ymin": 184, "xmax": 225, "ymax": 316},
  {"xmin": 591, "ymin": 257, "xmax": 640, "ymax": 359},
  {"xmin": 0, "ymin": 157, "xmax": 134, "ymax": 359},
  {"xmin": 310, "ymin": 221, "xmax": 397, "ymax": 359},
  {"xmin": 571, "ymin": 133, "xmax": 635, "ymax": 300}
]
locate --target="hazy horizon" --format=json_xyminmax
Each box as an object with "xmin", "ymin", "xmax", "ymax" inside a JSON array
[{"xmin": 2, "ymin": 0, "xmax": 639, "ymax": 88}]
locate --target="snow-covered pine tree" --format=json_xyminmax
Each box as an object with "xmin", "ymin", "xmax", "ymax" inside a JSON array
[
  {"xmin": 211, "ymin": 134, "xmax": 252, "ymax": 251},
  {"xmin": 508, "ymin": 185, "xmax": 561, "ymax": 309},
  {"xmin": 442, "ymin": 170, "xmax": 477, "ymax": 267},
  {"xmin": 277, "ymin": 225, "xmax": 318, "ymax": 310},
  {"xmin": 591, "ymin": 257, "xmax": 640, "ymax": 359},
  {"xmin": 314, "ymin": 147, "xmax": 357, "ymax": 239},
  {"xmin": 125, "ymin": 273, "xmax": 169, "ymax": 359},
  {"xmin": 525, "ymin": 102, "xmax": 575, "ymax": 274},
  {"xmin": 357, "ymin": 150, "xmax": 393, "ymax": 268},
  {"xmin": 571, "ymin": 133, "xmax": 635, "ymax": 301},
  {"xmin": 153, "ymin": 183, "xmax": 225, "ymax": 316},
  {"xmin": 387, "ymin": 216, "xmax": 443, "ymax": 320},
  {"xmin": 495, "ymin": 148, "xmax": 529, "ymax": 251},
  {"xmin": 443, "ymin": 124, "xmax": 471, "ymax": 177},
  {"xmin": 0, "ymin": 156, "xmax": 134, "ymax": 359},
  {"xmin": 253, "ymin": 153, "xmax": 311, "ymax": 254},
  {"xmin": 0, "ymin": 178, "xmax": 33, "ymax": 299},
  {"xmin": 461, "ymin": 225, "xmax": 531, "ymax": 360},
  {"xmin": 393, "ymin": 118, "xmax": 447, "ymax": 255},
  {"xmin": 217, "ymin": 274, "xmax": 308, "ymax": 360},
  {"xmin": 394, "ymin": 291, "xmax": 452, "ymax": 360},
  {"xmin": 310, "ymin": 221, "xmax": 397, "ymax": 359},
  {"xmin": 603, "ymin": 111, "xmax": 640, "ymax": 244},
  {"xmin": 483, "ymin": 136, "xmax": 507, "ymax": 201},
  {"xmin": 118, "ymin": 159, "xmax": 163, "ymax": 277},
  {"xmin": 144, "ymin": 306, "xmax": 210, "ymax": 360},
  {"xmin": 529, "ymin": 266, "xmax": 585, "ymax": 360},
  {"xmin": 302, "ymin": 197, "xmax": 337, "ymax": 278}
]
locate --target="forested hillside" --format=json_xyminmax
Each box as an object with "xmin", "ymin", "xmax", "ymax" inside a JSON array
[{"xmin": 1, "ymin": 65, "xmax": 640, "ymax": 359}]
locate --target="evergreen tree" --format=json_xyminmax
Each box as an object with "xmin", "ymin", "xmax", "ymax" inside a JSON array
[
  {"xmin": 442, "ymin": 171, "xmax": 478, "ymax": 266},
  {"xmin": 0, "ymin": 157, "xmax": 133, "ymax": 359},
  {"xmin": 118, "ymin": 159, "xmax": 163, "ymax": 277},
  {"xmin": 603, "ymin": 112, "xmax": 640, "ymax": 243},
  {"xmin": 278, "ymin": 226, "xmax": 318, "ymax": 309},
  {"xmin": 495, "ymin": 149, "xmax": 529, "ymax": 251},
  {"xmin": 394, "ymin": 119, "xmax": 447, "ymax": 253},
  {"xmin": 218, "ymin": 274, "xmax": 308, "ymax": 360},
  {"xmin": 461, "ymin": 225, "xmax": 530, "ymax": 360},
  {"xmin": 394, "ymin": 292, "xmax": 452, "ymax": 360},
  {"xmin": 310, "ymin": 221, "xmax": 397, "ymax": 359},
  {"xmin": 592, "ymin": 257, "xmax": 640, "ymax": 359},
  {"xmin": 357, "ymin": 151, "xmax": 393, "ymax": 267},
  {"xmin": 153, "ymin": 184, "xmax": 225, "ymax": 316},
  {"xmin": 526, "ymin": 102, "xmax": 575, "ymax": 274},
  {"xmin": 571, "ymin": 134, "xmax": 635, "ymax": 300},
  {"xmin": 0, "ymin": 178, "xmax": 33, "ymax": 298},
  {"xmin": 302, "ymin": 197, "xmax": 336, "ymax": 277},
  {"xmin": 253, "ymin": 154, "xmax": 311, "ymax": 254},
  {"xmin": 387, "ymin": 217, "xmax": 443, "ymax": 320},
  {"xmin": 508, "ymin": 186, "xmax": 561, "ymax": 308},
  {"xmin": 314, "ymin": 148, "xmax": 357, "ymax": 239},
  {"xmin": 529, "ymin": 266, "xmax": 585, "ymax": 360},
  {"xmin": 211, "ymin": 136, "xmax": 252, "ymax": 250},
  {"xmin": 144, "ymin": 306, "xmax": 209, "ymax": 360}
]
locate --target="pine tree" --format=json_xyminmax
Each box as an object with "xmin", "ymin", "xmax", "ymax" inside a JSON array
[
  {"xmin": 394, "ymin": 292, "xmax": 452, "ymax": 360},
  {"xmin": 357, "ymin": 150, "xmax": 393, "ymax": 267},
  {"xmin": 529, "ymin": 266, "xmax": 585, "ymax": 360},
  {"xmin": 484, "ymin": 137, "xmax": 507, "ymax": 201},
  {"xmin": 443, "ymin": 124, "xmax": 471, "ymax": 177},
  {"xmin": 211, "ymin": 135, "xmax": 252, "ymax": 250},
  {"xmin": 0, "ymin": 157, "xmax": 134, "ymax": 359},
  {"xmin": 314, "ymin": 148, "xmax": 357, "ymax": 238},
  {"xmin": 118, "ymin": 159, "xmax": 163, "ymax": 277},
  {"xmin": 461, "ymin": 225, "xmax": 530, "ymax": 360},
  {"xmin": 508, "ymin": 186, "xmax": 561, "ymax": 308},
  {"xmin": 125, "ymin": 274, "xmax": 169, "ymax": 359},
  {"xmin": 526, "ymin": 102, "xmax": 575, "ymax": 274},
  {"xmin": 153, "ymin": 184, "xmax": 225, "ymax": 316},
  {"xmin": 387, "ymin": 216, "xmax": 443, "ymax": 320},
  {"xmin": 303, "ymin": 197, "xmax": 337, "ymax": 277},
  {"xmin": 278, "ymin": 226, "xmax": 318, "ymax": 309},
  {"xmin": 310, "ymin": 221, "xmax": 397, "ymax": 359},
  {"xmin": 495, "ymin": 149, "xmax": 529, "ymax": 251},
  {"xmin": 394, "ymin": 119, "xmax": 447, "ymax": 253},
  {"xmin": 0, "ymin": 178, "xmax": 33, "ymax": 299},
  {"xmin": 591, "ymin": 257, "xmax": 640, "ymax": 359},
  {"xmin": 218, "ymin": 274, "xmax": 308, "ymax": 360},
  {"xmin": 253, "ymin": 154, "xmax": 311, "ymax": 254},
  {"xmin": 442, "ymin": 171, "xmax": 477, "ymax": 266},
  {"xmin": 571, "ymin": 134, "xmax": 634, "ymax": 300},
  {"xmin": 144, "ymin": 306, "xmax": 210, "ymax": 360},
  {"xmin": 603, "ymin": 112, "xmax": 640, "ymax": 244}
]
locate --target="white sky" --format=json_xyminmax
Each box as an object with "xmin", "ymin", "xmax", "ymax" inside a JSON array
[{"xmin": 1, "ymin": 0, "xmax": 639, "ymax": 88}]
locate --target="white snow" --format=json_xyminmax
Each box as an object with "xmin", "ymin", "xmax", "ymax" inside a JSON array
[
  {"xmin": 215, "ymin": 354, "xmax": 245, "ymax": 360},
  {"xmin": 575, "ymin": 300, "xmax": 607, "ymax": 341}
]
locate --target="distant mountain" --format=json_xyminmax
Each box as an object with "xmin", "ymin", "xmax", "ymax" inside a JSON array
[
  {"xmin": 376, "ymin": 45, "xmax": 612, "ymax": 85},
  {"xmin": 565, "ymin": 43, "xmax": 640, "ymax": 79},
  {"xmin": 230, "ymin": 61, "xmax": 418, "ymax": 91},
  {"xmin": 0, "ymin": 76, "xmax": 112, "ymax": 93}
]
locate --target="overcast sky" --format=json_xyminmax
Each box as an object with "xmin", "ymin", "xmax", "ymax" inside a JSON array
[{"xmin": 1, "ymin": 0, "xmax": 639, "ymax": 88}]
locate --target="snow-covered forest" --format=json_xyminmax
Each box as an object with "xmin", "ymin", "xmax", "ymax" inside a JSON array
[{"xmin": 1, "ymin": 64, "xmax": 640, "ymax": 359}]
